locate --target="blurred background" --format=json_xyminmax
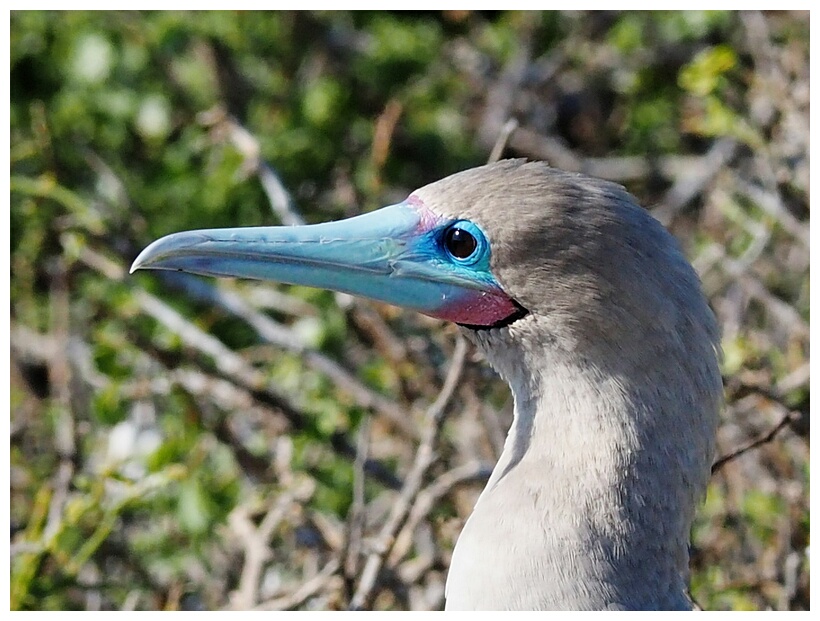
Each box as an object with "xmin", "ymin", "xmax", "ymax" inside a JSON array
[{"xmin": 10, "ymin": 11, "xmax": 809, "ymax": 610}]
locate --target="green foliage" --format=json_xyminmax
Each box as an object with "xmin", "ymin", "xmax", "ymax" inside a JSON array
[
  {"xmin": 10, "ymin": 10, "xmax": 809, "ymax": 611},
  {"xmin": 679, "ymin": 44, "xmax": 763, "ymax": 146}
]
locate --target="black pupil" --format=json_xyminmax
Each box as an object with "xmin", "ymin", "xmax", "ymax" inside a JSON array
[{"xmin": 445, "ymin": 227, "xmax": 477, "ymax": 259}]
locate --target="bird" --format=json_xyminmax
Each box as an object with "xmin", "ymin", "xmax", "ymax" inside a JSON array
[{"xmin": 131, "ymin": 159, "xmax": 723, "ymax": 610}]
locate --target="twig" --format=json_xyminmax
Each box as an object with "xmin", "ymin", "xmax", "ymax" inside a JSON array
[
  {"xmin": 43, "ymin": 259, "xmax": 76, "ymax": 544},
  {"xmin": 371, "ymin": 99, "xmax": 403, "ymax": 170},
  {"xmin": 198, "ymin": 106, "xmax": 303, "ymax": 226},
  {"xmin": 348, "ymin": 335, "xmax": 468, "ymax": 610},
  {"xmin": 735, "ymin": 179, "xmax": 809, "ymax": 248},
  {"xmin": 508, "ymin": 126, "xmax": 734, "ymax": 183},
  {"xmin": 253, "ymin": 558, "xmax": 341, "ymax": 611},
  {"xmin": 258, "ymin": 161, "xmax": 304, "ymax": 226},
  {"xmin": 711, "ymin": 409, "xmax": 800, "ymax": 474},
  {"xmin": 137, "ymin": 368, "xmax": 288, "ymax": 432},
  {"xmin": 244, "ymin": 285, "xmax": 317, "ymax": 318},
  {"xmin": 478, "ymin": 27, "xmax": 532, "ymax": 151},
  {"xmin": 80, "ymin": 239, "xmax": 417, "ymax": 439},
  {"xmin": 10, "ymin": 323, "xmax": 58, "ymax": 365},
  {"xmin": 342, "ymin": 418, "xmax": 371, "ymax": 601},
  {"xmin": 156, "ymin": 271, "xmax": 418, "ymax": 439},
  {"xmin": 65, "ymin": 242, "xmax": 404, "ymax": 490},
  {"xmin": 701, "ymin": 242, "xmax": 809, "ymax": 339},
  {"xmin": 488, "ymin": 119, "xmax": 519, "ymax": 164},
  {"xmin": 652, "ymin": 137, "xmax": 738, "ymax": 226},
  {"xmin": 309, "ymin": 510, "xmax": 345, "ymax": 552},
  {"xmin": 229, "ymin": 478, "xmax": 315, "ymax": 609},
  {"xmin": 128, "ymin": 286, "xmax": 404, "ymax": 488},
  {"xmin": 775, "ymin": 362, "xmax": 809, "ymax": 395},
  {"xmin": 348, "ymin": 303, "xmax": 409, "ymax": 365},
  {"xmin": 389, "ymin": 460, "xmax": 492, "ymax": 566}
]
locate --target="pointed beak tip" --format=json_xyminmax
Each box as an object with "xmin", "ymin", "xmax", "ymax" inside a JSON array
[
  {"xmin": 130, "ymin": 247, "xmax": 155, "ymax": 274},
  {"xmin": 130, "ymin": 231, "xmax": 196, "ymax": 275}
]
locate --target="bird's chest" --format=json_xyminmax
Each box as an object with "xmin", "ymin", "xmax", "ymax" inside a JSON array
[
  {"xmin": 445, "ymin": 477, "xmax": 590, "ymax": 610},
  {"xmin": 444, "ymin": 474, "xmax": 690, "ymax": 611}
]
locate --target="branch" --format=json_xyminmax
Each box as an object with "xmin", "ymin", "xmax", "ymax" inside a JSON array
[
  {"xmin": 253, "ymin": 558, "xmax": 341, "ymax": 611},
  {"xmin": 156, "ymin": 271, "xmax": 417, "ymax": 439},
  {"xmin": 652, "ymin": 138, "xmax": 738, "ymax": 226},
  {"xmin": 342, "ymin": 418, "xmax": 371, "ymax": 600},
  {"xmin": 198, "ymin": 106, "xmax": 304, "ymax": 226},
  {"xmin": 389, "ymin": 460, "xmax": 492, "ymax": 566},
  {"xmin": 488, "ymin": 119, "xmax": 519, "ymax": 164},
  {"xmin": 508, "ymin": 125, "xmax": 735, "ymax": 184},
  {"xmin": 348, "ymin": 335, "xmax": 468, "ymax": 610},
  {"xmin": 712, "ymin": 409, "xmax": 801, "ymax": 475},
  {"xmin": 78, "ymin": 237, "xmax": 416, "ymax": 439},
  {"xmin": 228, "ymin": 478, "xmax": 315, "ymax": 609}
]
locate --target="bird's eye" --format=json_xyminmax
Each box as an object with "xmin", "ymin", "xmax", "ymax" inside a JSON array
[{"xmin": 445, "ymin": 226, "xmax": 478, "ymax": 260}]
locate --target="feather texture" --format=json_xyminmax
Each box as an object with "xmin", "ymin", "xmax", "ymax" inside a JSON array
[{"xmin": 412, "ymin": 160, "xmax": 722, "ymax": 610}]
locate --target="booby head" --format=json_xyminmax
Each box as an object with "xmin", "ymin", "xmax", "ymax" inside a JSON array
[
  {"xmin": 132, "ymin": 159, "xmax": 717, "ymax": 383},
  {"xmin": 132, "ymin": 159, "xmax": 723, "ymax": 610}
]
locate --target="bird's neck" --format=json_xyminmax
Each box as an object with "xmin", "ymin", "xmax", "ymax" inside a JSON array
[{"xmin": 447, "ymin": 342, "xmax": 707, "ymax": 610}]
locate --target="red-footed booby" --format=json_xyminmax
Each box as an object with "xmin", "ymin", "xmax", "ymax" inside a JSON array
[{"xmin": 132, "ymin": 159, "xmax": 722, "ymax": 610}]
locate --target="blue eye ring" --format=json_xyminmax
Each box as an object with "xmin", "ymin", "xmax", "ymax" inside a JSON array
[{"xmin": 442, "ymin": 220, "xmax": 489, "ymax": 266}]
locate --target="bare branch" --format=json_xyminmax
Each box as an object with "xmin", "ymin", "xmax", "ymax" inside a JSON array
[
  {"xmin": 342, "ymin": 418, "xmax": 371, "ymax": 602},
  {"xmin": 198, "ymin": 106, "xmax": 304, "ymax": 226},
  {"xmin": 228, "ymin": 478, "xmax": 315, "ymax": 609},
  {"xmin": 253, "ymin": 558, "xmax": 341, "ymax": 611},
  {"xmin": 348, "ymin": 335, "xmax": 468, "ymax": 610},
  {"xmin": 652, "ymin": 138, "xmax": 738, "ymax": 226},
  {"xmin": 154, "ymin": 270, "xmax": 417, "ymax": 439},
  {"xmin": 488, "ymin": 119, "xmax": 519, "ymax": 165},
  {"xmin": 712, "ymin": 409, "xmax": 800, "ymax": 475},
  {"xmin": 43, "ymin": 259, "xmax": 76, "ymax": 544},
  {"xmin": 389, "ymin": 460, "xmax": 492, "ymax": 566}
]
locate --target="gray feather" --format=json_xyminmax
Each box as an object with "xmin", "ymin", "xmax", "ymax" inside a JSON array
[{"xmin": 413, "ymin": 160, "xmax": 722, "ymax": 610}]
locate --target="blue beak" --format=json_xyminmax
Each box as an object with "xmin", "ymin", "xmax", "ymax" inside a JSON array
[{"xmin": 131, "ymin": 202, "xmax": 522, "ymax": 327}]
